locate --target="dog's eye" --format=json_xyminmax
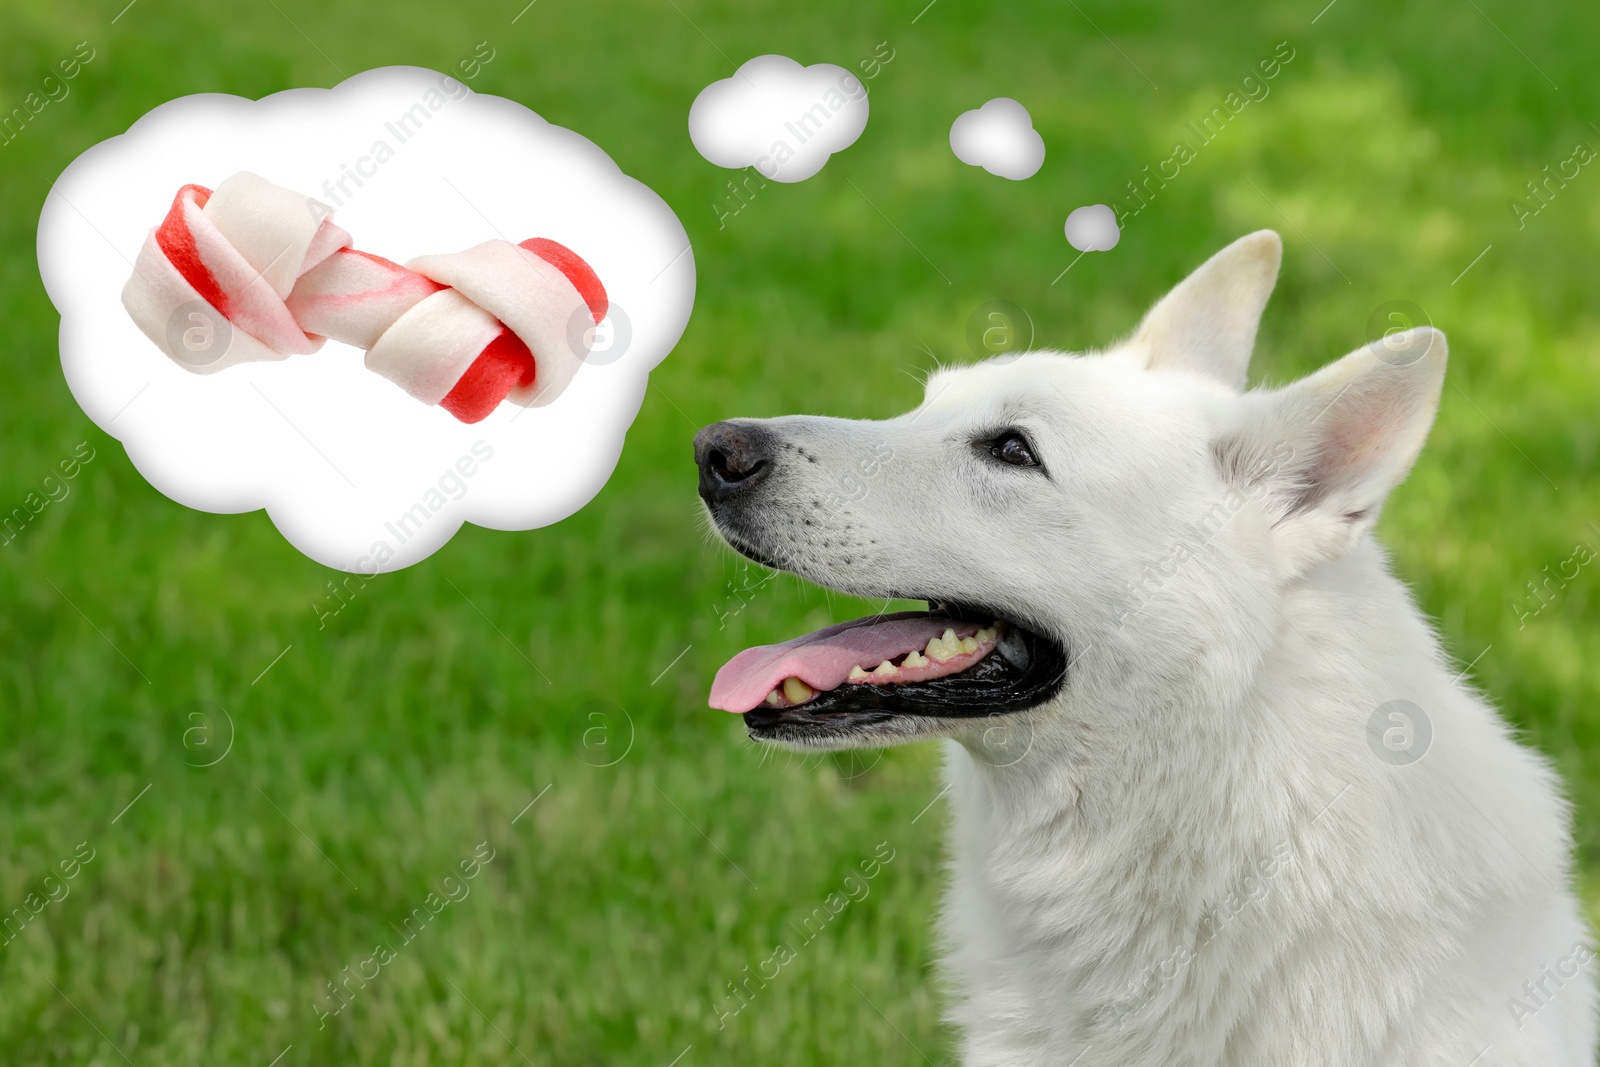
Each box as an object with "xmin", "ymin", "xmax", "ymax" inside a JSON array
[{"xmin": 986, "ymin": 432, "xmax": 1039, "ymax": 468}]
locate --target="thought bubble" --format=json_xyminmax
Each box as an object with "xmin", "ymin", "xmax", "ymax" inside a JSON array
[
  {"xmin": 949, "ymin": 98, "xmax": 1045, "ymax": 180},
  {"xmin": 1064, "ymin": 204, "xmax": 1121, "ymax": 252},
  {"xmin": 38, "ymin": 66, "xmax": 693, "ymax": 573},
  {"xmin": 689, "ymin": 55, "xmax": 869, "ymax": 183}
]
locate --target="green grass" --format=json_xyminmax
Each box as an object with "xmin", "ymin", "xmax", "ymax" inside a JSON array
[{"xmin": 1, "ymin": 0, "xmax": 1597, "ymax": 1062}]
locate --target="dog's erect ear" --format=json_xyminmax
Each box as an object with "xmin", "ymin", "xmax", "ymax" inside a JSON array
[
  {"xmin": 1132, "ymin": 230, "xmax": 1282, "ymax": 392},
  {"xmin": 1217, "ymin": 327, "xmax": 1447, "ymax": 579}
]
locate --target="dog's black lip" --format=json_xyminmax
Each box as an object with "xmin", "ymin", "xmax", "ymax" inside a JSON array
[
  {"xmin": 742, "ymin": 600, "xmax": 1069, "ymax": 740},
  {"xmin": 709, "ymin": 514, "xmax": 787, "ymax": 571}
]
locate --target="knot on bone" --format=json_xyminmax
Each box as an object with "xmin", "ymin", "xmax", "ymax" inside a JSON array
[{"xmin": 121, "ymin": 172, "xmax": 608, "ymax": 424}]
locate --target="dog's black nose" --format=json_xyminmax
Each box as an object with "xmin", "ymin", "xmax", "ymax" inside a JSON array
[{"xmin": 695, "ymin": 421, "xmax": 775, "ymax": 504}]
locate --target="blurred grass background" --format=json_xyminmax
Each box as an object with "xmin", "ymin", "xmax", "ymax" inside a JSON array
[{"xmin": 1, "ymin": 0, "xmax": 1597, "ymax": 1062}]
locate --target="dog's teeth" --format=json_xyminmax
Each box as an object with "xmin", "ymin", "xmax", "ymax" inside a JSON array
[
  {"xmin": 975, "ymin": 626, "xmax": 997, "ymax": 643},
  {"xmin": 958, "ymin": 637, "xmax": 979, "ymax": 654},
  {"xmin": 903, "ymin": 650, "xmax": 929, "ymax": 668},
  {"xmin": 848, "ymin": 665, "xmax": 870, "ymax": 681},
  {"xmin": 941, "ymin": 627, "xmax": 958, "ymax": 643},
  {"xmin": 927, "ymin": 636, "xmax": 957, "ymax": 662},
  {"xmin": 765, "ymin": 689, "xmax": 783, "ymax": 707},
  {"xmin": 782, "ymin": 677, "xmax": 815, "ymax": 703},
  {"xmin": 872, "ymin": 660, "xmax": 898, "ymax": 677}
]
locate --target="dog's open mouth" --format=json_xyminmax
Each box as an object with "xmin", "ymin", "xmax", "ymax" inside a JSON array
[{"xmin": 711, "ymin": 600, "xmax": 1069, "ymax": 741}]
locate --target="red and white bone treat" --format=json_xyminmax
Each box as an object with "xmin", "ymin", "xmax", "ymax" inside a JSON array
[{"xmin": 120, "ymin": 171, "xmax": 608, "ymax": 424}]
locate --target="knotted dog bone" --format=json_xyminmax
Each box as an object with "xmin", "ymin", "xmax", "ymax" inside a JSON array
[{"xmin": 121, "ymin": 172, "xmax": 608, "ymax": 424}]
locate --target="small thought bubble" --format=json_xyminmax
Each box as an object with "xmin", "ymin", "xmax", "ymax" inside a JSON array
[
  {"xmin": 689, "ymin": 55, "xmax": 870, "ymax": 183},
  {"xmin": 1065, "ymin": 204, "xmax": 1120, "ymax": 252},
  {"xmin": 949, "ymin": 98, "xmax": 1045, "ymax": 181}
]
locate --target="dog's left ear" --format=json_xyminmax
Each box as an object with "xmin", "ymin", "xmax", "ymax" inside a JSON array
[
  {"xmin": 1217, "ymin": 327, "xmax": 1447, "ymax": 580},
  {"xmin": 1132, "ymin": 230, "xmax": 1282, "ymax": 391}
]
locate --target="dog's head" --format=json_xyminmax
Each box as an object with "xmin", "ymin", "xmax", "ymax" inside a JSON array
[{"xmin": 697, "ymin": 232, "xmax": 1446, "ymax": 755}]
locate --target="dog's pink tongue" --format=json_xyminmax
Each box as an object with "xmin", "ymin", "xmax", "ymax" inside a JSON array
[{"xmin": 710, "ymin": 612, "xmax": 978, "ymax": 714}]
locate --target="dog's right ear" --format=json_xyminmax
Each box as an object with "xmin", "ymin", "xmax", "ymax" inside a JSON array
[
  {"xmin": 1131, "ymin": 230, "xmax": 1282, "ymax": 392},
  {"xmin": 1216, "ymin": 327, "xmax": 1447, "ymax": 580}
]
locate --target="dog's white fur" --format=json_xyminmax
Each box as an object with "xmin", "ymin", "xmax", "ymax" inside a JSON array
[{"xmin": 711, "ymin": 232, "xmax": 1595, "ymax": 1065}]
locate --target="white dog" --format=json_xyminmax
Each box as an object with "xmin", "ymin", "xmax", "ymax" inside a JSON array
[{"xmin": 694, "ymin": 232, "xmax": 1595, "ymax": 1066}]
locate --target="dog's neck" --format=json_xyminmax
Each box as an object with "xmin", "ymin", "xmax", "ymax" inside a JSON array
[{"xmin": 943, "ymin": 537, "xmax": 1440, "ymax": 935}]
